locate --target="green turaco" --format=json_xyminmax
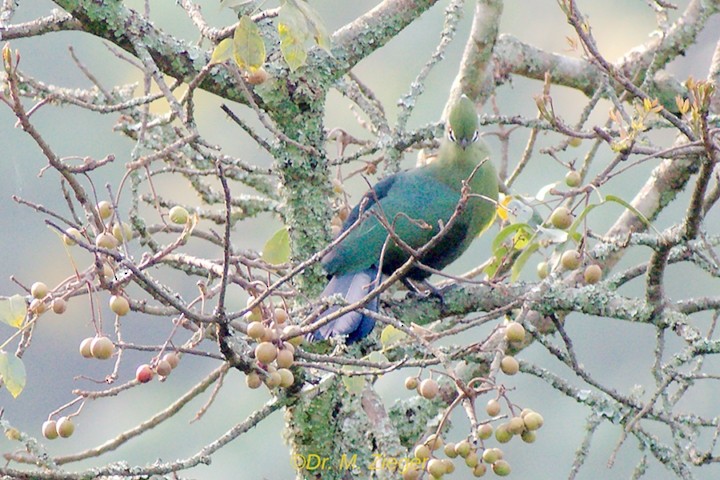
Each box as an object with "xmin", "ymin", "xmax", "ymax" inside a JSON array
[{"xmin": 311, "ymin": 95, "xmax": 499, "ymax": 343}]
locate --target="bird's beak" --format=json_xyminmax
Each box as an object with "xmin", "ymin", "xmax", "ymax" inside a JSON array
[{"xmin": 459, "ymin": 138, "xmax": 471, "ymax": 149}]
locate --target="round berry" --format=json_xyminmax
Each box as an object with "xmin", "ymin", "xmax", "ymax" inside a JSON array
[
  {"xmin": 162, "ymin": 352, "xmax": 180, "ymax": 369},
  {"xmin": 283, "ymin": 326, "xmax": 303, "ymax": 347},
  {"xmin": 109, "ymin": 295, "xmax": 130, "ymax": 316},
  {"xmin": 584, "ymin": 264, "xmax": 602, "ymax": 284},
  {"xmin": 169, "ymin": 206, "xmax": 189, "ymax": 225},
  {"xmin": 404, "ymin": 376, "xmax": 419, "ymax": 390},
  {"xmin": 56, "ymin": 417, "xmax": 75, "ymax": 438},
  {"xmin": 247, "ymin": 321, "xmax": 266, "ymax": 340},
  {"xmin": 472, "ymin": 463, "xmax": 487, "ymax": 477},
  {"xmin": 494, "ymin": 424, "xmax": 512, "ymax": 443},
  {"xmin": 112, "ymin": 222, "xmax": 133, "ymax": 243},
  {"xmin": 508, "ymin": 416, "xmax": 526, "ymax": 434},
  {"xmin": 464, "ymin": 451, "xmax": 479, "ymax": 468},
  {"xmin": 31, "ymin": 282, "xmax": 48, "ymax": 299},
  {"xmin": 155, "ymin": 359, "xmax": 172, "ymax": 377},
  {"xmin": 455, "ymin": 440, "xmax": 472, "ymax": 458},
  {"xmin": 419, "ymin": 378, "xmax": 439, "ymax": 399},
  {"xmin": 30, "ymin": 298, "xmax": 47, "ymax": 314},
  {"xmin": 246, "ymin": 371, "xmax": 262, "ymax": 389},
  {"xmin": 42, "ymin": 420, "xmax": 58, "ymax": 440},
  {"xmin": 441, "ymin": 458, "xmax": 455, "ymax": 474},
  {"xmin": 523, "ymin": 411, "xmax": 544, "ymax": 431},
  {"xmin": 492, "ymin": 459, "xmax": 511, "ymax": 476},
  {"xmin": 79, "ymin": 337, "xmax": 94, "ymax": 358},
  {"xmin": 444, "ymin": 442, "xmax": 458, "ymax": 458},
  {"xmin": 51, "ymin": 298, "xmax": 67, "ymax": 314},
  {"xmin": 521, "ymin": 430, "xmax": 536, "ymax": 443},
  {"xmin": 500, "ymin": 355, "xmax": 519, "ymax": 375},
  {"xmin": 264, "ymin": 370, "xmax": 282, "ymax": 388},
  {"xmin": 413, "ymin": 444, "xmax": 430, "ymax": 460},
  {"xmin": 561, "ymin": 249, "xmax": 581, "ymax": 270},
  {"xmin": 97, "ymin": 201, "xmax": 113, "ymax": 220},
  {"xmin": 90, "ymin": 336, "xmax": 115, "ymax": 360},
  {"xmin": 274, "ymin": 307, "xmax": 289, "ymax": 324},
  {"xmin": 504, "ymin": 322, "xmax": 525, "ymax": 343},
  {"xmin": 482, "ymin": 447, "xmax": 502, "ymax": 464},
  {"xmin": 485, "ymin": 398, "xmax": 501, "ymax": 416},
  {"xmin": 426, "ymin": 458, "xmax": 445, "ymax": 477},
  {"xmin": 95, "ymin": 232, "xmax": 118, "ymax": 249},
  {"xmin": 63, "ymin": 227, "xmax": 82, "ymax": 246},
  {"xmin": 244, "ymin": 67, "xmax": 269, "ymax": 85},
  {"xmin": 550, "ymin": 206, "xmax": 573, "ymax": 229},
  {"xmin": 568, "ymin": 137, "xmax": 582, "ymax": 148},
  {"xmin": 136, "ymin": 364, "xmax": 154, "ymax": 383},
  {"xmin": 537, "ymin": 261, "xmax": 549, "ymax": 279},
  {"xmin": 477, "ymin": 423, "xmax": 493, "ymax": 440},
  {"xmin": 254, "ymin": 342, "xmax": 277, "ymax": 365},
  {"xmin": 425, "ymin": 433, "xmax": 442, "ymax": 451},
  {"xmin": 565, "ymin": 169, "xmax": 582, "ymax": 187},
  {"xmin": 278, "ymin": 368, "xmax": 295, "ymax": 388},
  {"xmin": 276, "ymin": 348, "xmax": 294, "ymax": 369}
]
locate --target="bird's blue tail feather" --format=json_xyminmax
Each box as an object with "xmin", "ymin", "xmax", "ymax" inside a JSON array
[{"xmin": 311, "ymin": 267, "xmax": 379, "ymax": 344}]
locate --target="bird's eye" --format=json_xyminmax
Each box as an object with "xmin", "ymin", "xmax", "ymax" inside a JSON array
[
  {"xmin": 471, "ymin": 130, "xmax": 479, "ymax": 143},
  {"xmin": 447, "ymin": 127, "xmax": 456, "ymax": 143}
]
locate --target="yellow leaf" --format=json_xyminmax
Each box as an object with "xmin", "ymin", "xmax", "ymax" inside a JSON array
[
  {"xmin": 380, "ymin": 325, "xmax": 406, "ymax": 347},
  {"xmin": 210, "ymin": 38, "xmax": 234, "ymax": 65},
  {"xmin": 262, "ymin": 227, "xmax": 291, "ymax": 265},
  {"xmin": 233, "ymin": 15, "xmax": 266, "ymax": 71},
  {"xmin": 0, "ymin": 295, "xmax": 27, "ymax": 328},
  {"xmin": 0, "ymin": 351, "xmax": 26, "ymax": 398}
]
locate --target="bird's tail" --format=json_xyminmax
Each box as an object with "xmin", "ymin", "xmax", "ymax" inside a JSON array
[{"xmin": 310, "ymin": 267, "xmax": 379, "ymax": 344}]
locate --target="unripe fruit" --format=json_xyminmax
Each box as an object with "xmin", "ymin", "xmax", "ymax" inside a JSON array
[
  {"xmin": 156, "ymin": 359, "xmax": 173, "ymax": 377},
  {"xmin": 441, "ymin": 458, "xmax": 455, "ymax": 474},
  {"xmin": 63, "ymin": 227, "xmax": 82, "ymax": 246},
  {"xmin": 56, "ymin": 417, "xmax": 74, "ymax": 438},
  {"xmin": 508, "ymin": 416, "xmax": 526, "ymax": 434},
  {"xmin": 425, "ymin": 433, "xmax": 442, "ymax": 451},
  {"xmin": 95, "ymin": 232, "xmax": 118, "ymax": 249},
  {"xmin": 561, "ymin": 249, "xmax": 581, "ymax": 270},
  {"xmin": 505, "ymin": 321, "xmax": 525, "ymax": 342},
  {"xmin": 100, "ymin": 263, "xmax": 114, "ymax": 279},
  {"xmin": 112, "ymin": 222, "xmax": 133, "ymax": 243},
  {"xmin": 492, "ymin": 459, "xmax": 511, "ymax": 476},
  {"xmin": 426, "ymin": 458, "xmax": 445, "ymax": 477},
  {"xmin": 402, "ymin": 463, "xmax": 421, "ymax": 480},
  {"xmin": 495, "ymin": 424, "xmax": 513, "ymax": 443},
  {"xmin": 477, "ymin": 423, "xmax": 493, "ymax": 440},
  {"xmin": 274, "ymin": 307, "xmax": 289, "ymax": 324},
  {"xmin": 550, "ymin": 206, "xmax": 573, "ymax": 229},
  {"xmin": 404, "ymin": 376, "xmax": 419, "ymax": 390},
  {"xmin": 247, "ymin": 321, "xmax": 266, "ymax": 340},
  {"xmin": 444, "ymin": 442, "xmax": 457, "ymax": 458},
  {"xmin": 244, "ymin": 67, "xmax": 269, "ymax": 85},
  {"xmin": 565, "ymin": 170, "xmax": 582, "ymax": 187},
  {"xmin": 254, "ymin": 342, "xmax": 277, "ymax": 365},
  {"xmin": 568, "ymin": 137, "xmax": 582, "ymax": 148},
  {"xmin": 464, "ymin": 451, "xmax": 479, "ymax": 468},
  {"xmin": 264, "ymin": 371, "xmax": 282, "ymax": 388},
  {"xmin": 472, "ymin": 463, "xmax": 487, "ymax": 477},
  {"xmin": 278, "ymin": 368, "xmax": 295, "ymax": 388},
  {"xmin": 136, "ymin": 364, "xmax": 154, "ymax": 383},
  {"xmin": 419, "ymin": 378, "xmax": 439, "ymax": 399},
  {"xmin": 51, "ymin": 298, "xmax": 67, "ymax": 314},
  {"xmin": 521, "ymin": 430, "xmax": 536, "ymax": 443},
  {"xmin": 454, "ymin": 440, "xmax": 471, "ymax": 458},
  {"xmin": 486, "ymin": 398, "xmax": 501, "ymax": 416},
  {"xmin": 245, "ymin": 296, "xmax": 262, "ymax": 321},
  {"xmin": 42, "ymin": 420, "xmax": 58, "ymax": 440},
  {"xmin": 413, "ymin": 444, "xmax": 431, "ymax": 460},
  {"xmin": 109, "ymin": 295, "xmax": 130, "ymax": 316},
  {"xmin": 90, "ymin": 336, "xmax": 115, "ymax": 360},
  {"xmin": 584, "ymin": 264, "xmax": 602, "ymax": 284},
  {"xmin": 482, "ymin": 447, "xmax": 502, "ymax": 464},
  {"xmin": 500, "ymin": 355, "xmax": 519, "ymax": 375},
  {"xmin": 31, "ymin": 282, "xmax": 48, "ymax": 299},
  {"xmin": 246, "ymin": 371, "xmax": 262, "ymax": 389},
  {"xmin": 162, "ymin": 352, "xmax": 180, "ymax": 369},
  {"xmin": 30, "ymin": 298, "xmax": 47, "ymax": 314},
  {"xmin": 169, "ymin": 206, "xmax": 189, "ymax": 225},
  {"xmin": 537, "ymin": 261, "xmax": 549, "ymax": 279},
  {"xmin": 97, "ymin": 201, "xmax": 113, "ymax": 220},
  {"xmin": 523, "ymin": 411, "xmax": 544, "ymax": 431},
  {"xmin": 79, "ymin": 337, "xmax": 94, "ymax": 358},
  {"xmin": 260, "ymin": 327, "xmax": 277, "ymax": 343},
  {"xmin": 276, "ymin": 348, "xmax": 294, "ymax": 369}
]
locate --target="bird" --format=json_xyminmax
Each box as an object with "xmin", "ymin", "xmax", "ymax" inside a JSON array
[{"xmin": 311, "ymin": 95, "xmax": 499, "ymax": 343}]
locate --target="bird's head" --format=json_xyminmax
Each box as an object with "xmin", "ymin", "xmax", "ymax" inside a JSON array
[{"xmin": 447, "ymin": 95, "xmax": 479, "ymax": 150}]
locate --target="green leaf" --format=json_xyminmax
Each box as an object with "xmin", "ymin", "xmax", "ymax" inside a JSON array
[
  {"xmin": 0, "ymin": 295, "xmax": 27, "ymax": 328},
  {"xmin": 0, "ymin": 350, "xmax": 26, "ymax": 398},
  {"xmin": 380, "ymin": 325, "xmax": 406, "ymax": 348},
  {"xmin": 278, "ymin": 4, "xmax": 310, "ymax": 71},
  {"xmin": 341, "ymin": 365, "xmax": 365, "ymax": 394},
  {"xmin": 366, "ymin": 351, "xmax": 388, "ymax": 367},
  {"xmin": 605, "ymin": 195, "xmax": 656, "ymax": 233},
  {"xmin": 233, "ymin": 15, "xmax": 266, "ymax": 71},
  {"xmin": 210, "ymin": 38, "xmax": 234, "ymax": 65},
  {"xmin": 262, "ymin": 227, "xmax": 291, "ymax": 265},
  {"xmin": 492, "ymin": 223, "xmax": 533, "ymax": 253}
]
